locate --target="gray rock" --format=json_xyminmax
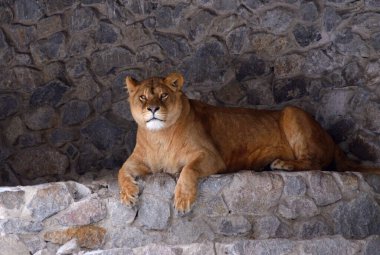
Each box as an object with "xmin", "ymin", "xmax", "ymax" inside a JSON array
[
  {"xmin": 4, "ymin": 116, "xmax": 24, "ymax": 145},
  {"xmin": 227, "ymin": 26, "xmax": 249, "ymax": 54},
  {"xmin": 10, "ymin": 145, "xmax": 69, "ymax": 179},
  {"xmin": 61, "ymin": 100, "xmax": 91, "ymax": 126},
  {"xmin": 371, "ymin": 32, "xmax": 380, "ymax": 52},
  {"xmin": 95, "ymin": 22, "xmax": 119, "ymax": 44},
  {"xmin": 222, "ymin": 172, "xmax": 283, "ymax": 215},
  {"xmin": 294, "ymin": 218, "xmax": 333, "ymax": 239},
  {"xmin": 45, "ymin": 0, "xmax": 76, "ymax": 15},
  {"xmin": 273, "ymin": 78, "xmax": 309, "ymax": 103},
  {"xmin": 83, "ymin": 248, "xmax": 134, "ymax": 255},
  {"xmin": 0, "ymin": 7, "xmax": 13, "ymax": 24},
  {"xmin": 335, "ymin": 30, "xmax": 370, "ymax": 57},
  {"xmin": 142, "ymin": 173, "xmax": 176, "ymax": 200},
  {"xmin": 235, "ymin": 54, "xmax": 267, "ymax": 82},
  {"xmin": 3, "ymin": 24, "xmax": 36, "ymax": 52},
  {"xmin": 0, "ymin": 234, "xmax": 31, "ymax": 255},
  {"xmin": 17, "ymin": 132, "xmax": 43, "ymax": 148},
  {"xmin": 91, "ymin": 47, "xmax": 135, "ymax": 76},
  {"xmin": 182, "ymin": 10, "xmax": 215, "ymax": 42},
  {"xmin": 0, "ymin": 219, "xmax": 43, "ymax": 234},
  {"xmin": 37, "ymin": 15, "xmax": 63, "ymax": 39},
  {"xmin": 49, "ymin": 128, "xmax": 77, "ymax": 147},
  {"xmin": 123, "ymin": 23, "xmax": 152, "ymax": 49},
  {"xmin": 301, "ymin": 1, "xmax": 319, "ymax": 22},
  {"xmin": 283, "ymin": 175, "xmax": 307, "ymax": 196},
  {"xmin": 66, "ymin": 7, "xmax": 97, "ymax": 32},
  {"xmin": 31, "ymin": 32, "xmax": 67, "ymax": 64},
  {"xmin": 180, "ymin": 39, "xmax": 227, "ymax": 84},
  {"xmin": 332, "ymin": 172, "xmax": 359, "ymax": 197},
  {"xmin": 29, "ymin": 80, "xmax": 69, "ymax": 107},
  {"xmin": 307, "ymin": 172, "xmax": 342, "ymax": 206},
  {"xmin": 317, "ymin": 88, "xmax": 356, "ymax": 128},
  {"xmin": 332, "ymin": 194, "xmax": 380, "ymax": 238},
  {"xmin": 252, "ymin": 215, "xmax": 281, "ymax": 239},
  {"xmin": 28, "ymin": 183, "xmax": 74, "ymax": 221},
  {"xmin": 216, "ymin": 239, "xmax": 295, "ymax": 255},
  {"xmin": 72, "ymin": 75, "xmax": 101, "ymax": 101},
  {"xmin": 108, "ymin": 226, "xmax": 161, "ymax": 249},
  {"xmin": 65, "ymin": 58, "xmax": 88, "ymax": 79},
  {"xmin": 0, "ymin": 189, "xmax": 24, "ymax": 210},
  {"xmin": 68, "ymin": 32, "xmax": 96, "ymax": 56},
  {"xmin": 0, "ymin": 94, "xmax": 19, "ymax": 119},
  {"xmin": 193, "ymin": 195, "xmax": 229, "ymax": 217},
  {"xmin": 133, "ymin": 243, "xmax": 177, "ymax": 255},
  {"xmin": 24, "ymin": 106, "xmax": 57, "ymax": 130},
  {"xmin": 208, "ymin": 216, "xmax": 251, "ymax": 236},
  {"xmin": 274, "ymin": 54, "xmax": 304, "ymax": 78},
  {"xmin": 106, "ymin": 197, "xmax": 137, "ymax": 227},
  {"xmin": 136, "ymin": 194, "xmax": 171, "ymax": 230},
  {"xmin": 81, "ymin": 117, "xmax": 124, "ymax": 150},
  {"xmin": 214, "ymin": 81, "xmax": 246, "ymax": 105},
  {"xmin": 363, "ymin": 236, "xmax": 380, "ymax": 255},
  {"xmin": 42, "ymin": 61, "xmax": 66, "ymax": 82},
  {"xmin": 300, "ymin": 235, "xmax": 361, "ymax": 255},
  {"xmin": 364, "ymin": 174, "xmax": 380, "ymax": 194},
  {"xmin": 58, "ymin": 195, "xmax": 107, "ymax": 226},
  {"xmin": 112, "ymin": 100, "xmax": 133, "ymax": 121},
  {"xmin": 292, "ymin": 24, "xmax": 322, "ymax": 47},
  {"xmin": 155, "ymin": 33, "xmax": 191, "ymax": 60},
  {"xmin": 278, "ymin": 197, "xmax": 319, "ymax": 220},
  {"xmin": 13, "ymin": 0, "xmax": 43, "ymax": 25},
  {"xmin": 93, "ymin": 90, "xmax": 112, "ymax": 113},
  {"xmin": 19, "ymin": 234, "xmax": 46, "ymax": 254},
  {"xmin": 57, "ymin": 238, "xmax": 80, "ymax": 255},
  {"xmin": 168, "ymin": 218, "xmax": 214, "ymax": 244},
  {"xmin": 363, "ymin": 101, "xmax": 380, "ymax": 133},
  {"xmin": 261, "ymin": 8, "xmax": 294, "ymax": 34},
  {"xmin": 323, "ymin": 7, "xmax": 341, "ymax": 32},
  {"xmin": 12, "ymin": 67, "xmax": 44, "ymax": 92}
]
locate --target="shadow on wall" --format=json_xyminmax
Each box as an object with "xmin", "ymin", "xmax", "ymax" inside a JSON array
[{"xmin": 0, "ymin": 0, "xmax": 380, "ymax": 186}]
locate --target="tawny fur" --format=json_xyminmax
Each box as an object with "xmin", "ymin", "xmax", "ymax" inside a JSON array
[{"xmin": 118, "ymin": 72, "xmax": 380, "ymax": 212}]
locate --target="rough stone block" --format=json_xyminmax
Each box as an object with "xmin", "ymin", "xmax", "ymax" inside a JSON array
[
  {"xmin": 61, "ymin": 100, "xmax": 91, "ymax": 126},
  {"xmin": 136, "ymin": 193, "xmax": 171, "ymax": 230},
  {"xmin": 37, "ymin": 15, "xmax": 63, "ymax": 39},
  {"xmin": 252, "ymin": 215, "xmax": 281, "ymax": 239},
  {"xmin": 13, "ymin": 0, "xmax": 43, "ymax": 25},
  {"xmin": 307, "ymin": 172, "xmax": 342, "ymax": 206},
  {"xmin": 58, "ymin": 195, "xmax": 107, "ymax": 226},
  {"xmin": 10, "ymin": 146, "xmax": 69, "ymax": 179},
  {"xmin": 0, "ymin": 94, "xmax": 19, "ymax": 120},
  {"xmin": 30, "ymin": 32, "xmax": 67, "ymax": 65},
  {"xmin": 91, "ymin": 47, "xmax": 135, "ymax": 76},
  {"xmin": 261, "ymin": 8, "xmax": 294, "ymax": 34},
  {"xmin": 207, "ymin": 216, "xmax": 251, "ymax": 236},
  {"xmin": 29, "ymin": 80, "xmax": 70, "ymax": 107},
  {"xmin": 278, "ymin": 197, "xmax": 319, "ymax": 219},
  {"xmin": 24, "ymin": 106, "xmax": 57, "ymax": 130},
  {"xmin": 27, "ymin": 183, "xmax": 74, "ymax": 221},
  {"xmin": 222, "ymin": 172, "xmax": 283, "ymax": 215},
  {"xmin": 0, "ymin": 234, "xmax": 31, "ymax": 255},
  {"xmin": 332, "ymin": 194, "xmax": 380, "ymax": 238}
]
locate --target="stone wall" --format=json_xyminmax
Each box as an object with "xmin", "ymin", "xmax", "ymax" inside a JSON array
[
  {"xmin": 1, "ymin": 171, "xmax": 380, "ymax": 254},
  {"xmin": 1, "ymin": 0, "xmax": 380, "ymax": 185}
]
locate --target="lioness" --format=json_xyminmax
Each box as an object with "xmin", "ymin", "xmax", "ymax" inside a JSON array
[{"xmin": 118, "ymin": 72, "xmax": 379, "ymax": 212}]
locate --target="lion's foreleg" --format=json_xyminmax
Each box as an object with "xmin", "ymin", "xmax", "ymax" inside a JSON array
[
  {"xmin": 118, "ymin": 155, "xmax": 149, "ymax": 206},
  {"xmin": 174, "ymin": 151, "xmax": 225, "ymax": 213}
]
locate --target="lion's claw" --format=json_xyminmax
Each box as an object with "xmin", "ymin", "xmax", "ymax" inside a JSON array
[
  {"xmin": 119, "ymin": 175, "xmax": 139, "ymax": 206},
  {"xmin": 174, "ymin": 183, "xmax": 196, "ymax": 213}
]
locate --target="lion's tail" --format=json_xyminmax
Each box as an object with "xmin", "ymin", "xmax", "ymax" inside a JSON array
[{"xmin": 334, "ymin": 146, "xmax": 380, "ymax": 174}]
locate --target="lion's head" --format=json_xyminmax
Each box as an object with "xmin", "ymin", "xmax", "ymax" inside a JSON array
[{"xmin": 126, "ymin": 72, "xmax": 185, "ymax": 131}]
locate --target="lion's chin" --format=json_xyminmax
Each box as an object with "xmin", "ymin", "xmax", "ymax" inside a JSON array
[{"xmin": 146, "ymin": 119, "xmax": 166, "ymax": 131}]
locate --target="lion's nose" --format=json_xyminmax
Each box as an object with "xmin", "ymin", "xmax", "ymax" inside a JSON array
[{"xmin": 147, "ymin": 106, "xmax": 160, "ymax": 113}]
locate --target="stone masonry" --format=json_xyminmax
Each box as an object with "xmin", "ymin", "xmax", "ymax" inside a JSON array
[
  {"xmin": 0, "ymin": 0, "xmax": 380, "ymax": 185},
  {"xmin": 0, "ymin": 171, "xmax": 380, "ymax": 254}
]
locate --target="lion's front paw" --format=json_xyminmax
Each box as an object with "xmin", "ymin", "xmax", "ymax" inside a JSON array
[
  {"xmin": 119, "ymin": 175, "xmax": 139, "ymax": 206},
  {"xmin": 270, "ymin": 159, "xmax": 294, "ymax": 171},
  {"xmin": 174, "ymin": 183, "xmax": 196, "ymax": 213}
]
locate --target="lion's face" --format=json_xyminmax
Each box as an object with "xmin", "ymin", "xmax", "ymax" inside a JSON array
[{"xmin": 126, "ymin": 73, "xmax": 185, "ymax": 131}]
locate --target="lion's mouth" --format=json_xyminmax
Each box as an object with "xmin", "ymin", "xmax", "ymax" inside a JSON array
[{"xmin": 146, "ymin": 117, "xmax": 164, "ymax": 123}]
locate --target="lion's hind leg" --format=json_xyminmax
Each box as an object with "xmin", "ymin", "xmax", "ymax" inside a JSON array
[{"xmin": 272, "ymin": 106, "xmax": 335, "ymax": 171}]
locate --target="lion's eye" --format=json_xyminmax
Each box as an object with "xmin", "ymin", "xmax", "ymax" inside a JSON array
[
  {"xmin": 160, "ymin": 93, "xmax": 168, "ymax": 101},
  {"xmin": 139, "ymin": 95, "xmax": 147, "ymax": 101}
]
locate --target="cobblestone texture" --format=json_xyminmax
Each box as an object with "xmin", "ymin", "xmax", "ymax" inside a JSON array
[
  {"xmin": 0, "ymin": 171, "xmax": 379, "ymax": 254},
  {"xmin": 0, "ymin": 0, "xmax": 380, "ymax": 185}
]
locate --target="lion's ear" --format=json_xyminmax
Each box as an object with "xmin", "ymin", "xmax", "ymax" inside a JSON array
[
  {"xmin": 164, "ymin": 72, "xmax": 184, "ymax": 91},
  {"xmin": 125, "ymin": 76, "xmax": 138, "ymax": 93}
]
